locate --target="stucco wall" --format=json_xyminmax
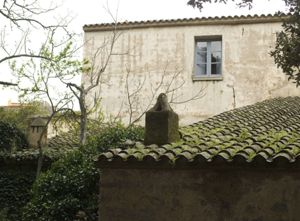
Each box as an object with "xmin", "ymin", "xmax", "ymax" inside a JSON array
[
  {"xmin": 84, "ymin": 20, "xmax": 299, "ymax": 125},
  {"xmin": 99, "ymin": 168, "xmax": 300, "ymax": 221}
]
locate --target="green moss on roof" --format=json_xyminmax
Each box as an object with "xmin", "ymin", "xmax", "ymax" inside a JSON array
[
  {"xmin": 98, "ymin": 97, "xmax": 300, "ymax": 166},
  {"xmin": 48, "ymin": 132, "xmax": 80, "ymax": 149}
]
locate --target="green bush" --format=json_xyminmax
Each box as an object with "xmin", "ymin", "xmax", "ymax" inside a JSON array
[
  {"xmin": 0, "ymin": 102, "xmax": 48, "ymax": 133},
  {"xmin": 0, "ymin": 121, "xmax": 28, "ymax": 151},
  {"xmin": 87, "ymin": 123, "xmax": 144, "ymax": 152},
  {"xmin": 0, "ymin": 170, "xmax": 36, "ymax": 221},
  {"xmin": 22, "ymin": 149, "xmax": 99, "ymax": 221},
  {"xmin": 23, "ymin": 124, "xmax": 144, "ymax": 221}
]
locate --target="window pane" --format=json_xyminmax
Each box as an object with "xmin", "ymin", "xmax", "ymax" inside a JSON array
[
  {"xmin": 197, "ymin": 42, "xmax": 207, "ymax": 51},
  {"xmin": 211, "ymin": 52, "xmax": 221, "ymax": 63},
  {"xmin": 211, "ymin": 41, "xmax": 221, "ymax": 52},
  {"xmin": 211, "ymin": 63, "xmax": 221, "ymax": 75},
  {"xmin": 197, "ymin": 51, "xmax": 207, "ymax": 63},
  {"xmin": 196, "ymin": 63, "xmax": 207, "ymax": 75}
]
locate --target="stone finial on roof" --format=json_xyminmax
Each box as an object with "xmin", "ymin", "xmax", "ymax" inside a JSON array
[
  {"xmin": 144, "ymin": 93, "xmax": 180, "ymax": 145},
  {"xmin": 149, "ymin": 93, "xmax": 172, "ymax": 111}
]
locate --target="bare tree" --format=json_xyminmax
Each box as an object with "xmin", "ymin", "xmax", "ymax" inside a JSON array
[
  {"xmin": 62, "ymin": 24, "xmax": 122, "ymax": 145},
  {"xmin": 122, "ymin": 63, "xmax": 206, "ymax": 126},
  {"xmin": 12, "ymin": 27, "xmax": 77, "ymax": 176},
  {"xmin": 9, "ymin": 3, "xmax": 123, "ymax": 148},
  {"xmin": 0, "ymin": 0, "xmax": 67, "ymax": 85}
]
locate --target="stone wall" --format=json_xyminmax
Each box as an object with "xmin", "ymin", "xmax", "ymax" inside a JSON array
[
  {"xmin": 84, "ymin": 17, "xmax": 299, "ymax": 125},
  {"xmin": 99, "ymin": 167, "xmax": 300, "ymax": 221}
]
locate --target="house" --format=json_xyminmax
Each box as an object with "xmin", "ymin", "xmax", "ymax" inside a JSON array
[
  {"xmin": 83, "ymin": 13, "xmax": 299, "ymax": 125},
  {"xmin": 97, "ymin": 96, "xmax": 300, "ymax": 221}
]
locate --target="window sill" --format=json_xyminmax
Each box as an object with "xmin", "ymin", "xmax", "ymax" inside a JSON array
[{"xmin": 192, "ymin": 76, "xmax": 223, "ymax": 81}]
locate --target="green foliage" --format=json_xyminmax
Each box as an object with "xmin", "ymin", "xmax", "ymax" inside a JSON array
[
  {"xmin": 87, "ymin": 123, "xmax": 144, "ymax": 152},
  {"xmin": 270, "ymin": 2, "xmax": 300, "ymax": 86},
  {"xmin": 23, "ymin": 124, "xmax": 144, "ymax": 221},
  {"xmin": 0, "ymin": 170, "xmax": 36, "ymax": 221},
  {"xmin": 187, "ymin": 0, "xmax": 255, "ymax": 10},
  {"xmin": 22, "ymin": 149, "xmax": 99, "ymax": 221},
  {"xmin": 0, "ymin": 121, "xmax": 28, "ymax": 151},
  {"xmin": 0, "ymin": 102, "xmax": 47, "ymax": 133},
  {"xmin": 187, "ymin": 0, "xmax": 295, "ymax": 11}
]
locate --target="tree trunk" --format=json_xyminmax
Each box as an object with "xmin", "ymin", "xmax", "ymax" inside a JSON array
[
  {"xmin": 36, "ymin": 126, "xmax": 47, "ymax": 178},
  {"xmin": 36, "ymin": 141, "xmax": 43, "ymax": 178},
  {"xmin": 79, "ymin": 93, "xmax": 87, "ymax": 146}
]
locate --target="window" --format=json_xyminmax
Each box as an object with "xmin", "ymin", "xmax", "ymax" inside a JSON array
[{"xmin": 194, "ymin": 37, "xmax": 222, "ymax": 80}]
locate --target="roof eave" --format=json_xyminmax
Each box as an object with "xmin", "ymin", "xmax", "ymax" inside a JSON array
[
  {"xmin": 83, "ymin": 14, "xmax": 289, "ymax": 32},
  {"xmin": 96, "ymin": 157, "xmax": 300, "ymax": 170}
]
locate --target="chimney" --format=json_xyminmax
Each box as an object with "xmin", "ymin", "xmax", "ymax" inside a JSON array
[
  {"xmin": 27, "ymin": 116, "xmax": 48, "ymax": 148},
  {"xmin": 144, "ymin": 93, "xmax": 180, "ymax": 145}
]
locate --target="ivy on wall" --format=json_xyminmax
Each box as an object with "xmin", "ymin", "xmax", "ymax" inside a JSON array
[
  {"xmin": 0, "ymin": 121, "xmax": 28, "ymax": 151},
  {"xmin": 0, "ymin": 170, "xmax": 36, "ymax": 221},
  {"xmin": 0, "ymin": 122, "xmax": 144, "ymax": 220},
  {"xmin": 22, "ymin": 124, "xmax": 144, "ymax": 221}
]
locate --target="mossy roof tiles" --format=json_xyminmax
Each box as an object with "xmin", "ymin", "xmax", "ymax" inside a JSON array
[
  {"xmin": 48, "ymin": 132, "xmax": 80, "ymax": 149},
  {"xmin": 97, "ymin": 97, "xmax": 300, "ymax": 168}
]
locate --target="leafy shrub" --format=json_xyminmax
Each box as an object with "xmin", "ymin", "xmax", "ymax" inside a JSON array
[
  {"xmin": 22, "ymin": 149, "xmax": 99, "ymax": 221},
  {"xmin": 23, "ymin": 124, "xmax": 144, "ymax": 221},
  {"xmin": 0, "ymin": 102, "xmax": 48, "ymax": 133},
  {"xmin": 0, "ymin": 121, "xmax": 28, "ymax": 150},
  {"xmin": 0, "ymin": 170, "xmax": 35, "ymax": 221},
  {"xmin": 87, "ymin": 123, "xmax": 144, "ymax": 152}
]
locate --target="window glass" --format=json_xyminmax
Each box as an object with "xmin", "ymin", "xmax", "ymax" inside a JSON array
[
  {"xmin": 197, "ymin": 42, "xmax": 207, "ymax": 51},
  {"xmin": 197, "ymin": 64, "xmax": 207, "ymax": 75},
  {"xmin": 211, "ymin": 63, "xmax": 221, "ymax": 75},
  {"xmin": 195, "ymin": 38, "xmax": 222, "ymax": 78},
  {"xmin": 211, "ymin": 41, "xmax": 221, "ymax": 52},
  {"xmin": 211, "ymin": 52, "xmax": 221, "ymax": 63},
  {"xmin": 197, "ymin": 51, "xmax": 207, "ymax": 63}
]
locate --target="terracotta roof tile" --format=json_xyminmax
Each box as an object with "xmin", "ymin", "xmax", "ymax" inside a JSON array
[
  {"xmin": 84, "ymin": 13, "xmax": 289, "ymax": 32},
  {"xmin": 98, "ymin": 97, "xmax": 300, "ymax": 168}
]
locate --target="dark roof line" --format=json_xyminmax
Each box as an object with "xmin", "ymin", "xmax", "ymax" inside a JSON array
[{"xmin": 84, "ymin": 13, "xmax": 289, "ymax": 32}]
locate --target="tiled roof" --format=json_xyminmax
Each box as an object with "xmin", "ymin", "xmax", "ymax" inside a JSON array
[
  {"xmin": 30, "ymin": 117, "xmax": 48, "ymax": 127},
  {"xmin": 0, "ymin": 133, "xmax": 79, "ymax": 165},
  {"xmin": 48, "ymin": 132, "xmax": 80, "ymax": 149},
  {"xmin": 84, "ymin": 13, "xmax": 289, "ymax": 32},
  {"xmin": 97, "ymin": 97, "xmax": 300, "ymax": 168}
]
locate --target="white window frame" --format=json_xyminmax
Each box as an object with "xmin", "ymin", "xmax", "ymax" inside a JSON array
[{"xmin": 193, "ymin": 36, "xmax": 223, "ymax": 81}]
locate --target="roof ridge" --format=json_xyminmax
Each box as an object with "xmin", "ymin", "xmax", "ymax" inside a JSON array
[{"xmin": 84, "ymin": 13, "xmax": 290, "ymax": 32}]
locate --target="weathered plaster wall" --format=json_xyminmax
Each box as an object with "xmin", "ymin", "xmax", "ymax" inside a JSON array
[
  {"xmin": 84, "ymin": 21, "xmax": 299, "ymax": 125},
  {"xmin": 99, "ymin": 168, "xmax": 300, "ymax": 221}
]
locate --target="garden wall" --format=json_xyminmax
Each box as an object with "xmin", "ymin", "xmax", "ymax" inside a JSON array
[{"xmin": 99, "ymin": 167, "xmax": 300, "ymax": 221}]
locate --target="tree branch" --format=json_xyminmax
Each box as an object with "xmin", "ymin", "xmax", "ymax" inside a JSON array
[
  {"xmin": 0, "ymin": 81, "xmax": 17, "ymax": 86},
  {"xmin": 0, "ymin": 54, "xmax": 51, "ymax": 64}
]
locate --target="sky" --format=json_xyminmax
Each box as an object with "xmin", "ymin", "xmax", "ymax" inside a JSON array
[
  {"xmin": 66, "ymin": 0, "xmax": 287, "ymax": 29},
  {"xmin": 0, "ymin": 0, "xmax": 287, "ymax": 105}
]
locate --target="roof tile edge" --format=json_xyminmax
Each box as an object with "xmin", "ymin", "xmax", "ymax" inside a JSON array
[{"xmin": 83, "ymin": 13, "xmax": 289, "ymax": 32}]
